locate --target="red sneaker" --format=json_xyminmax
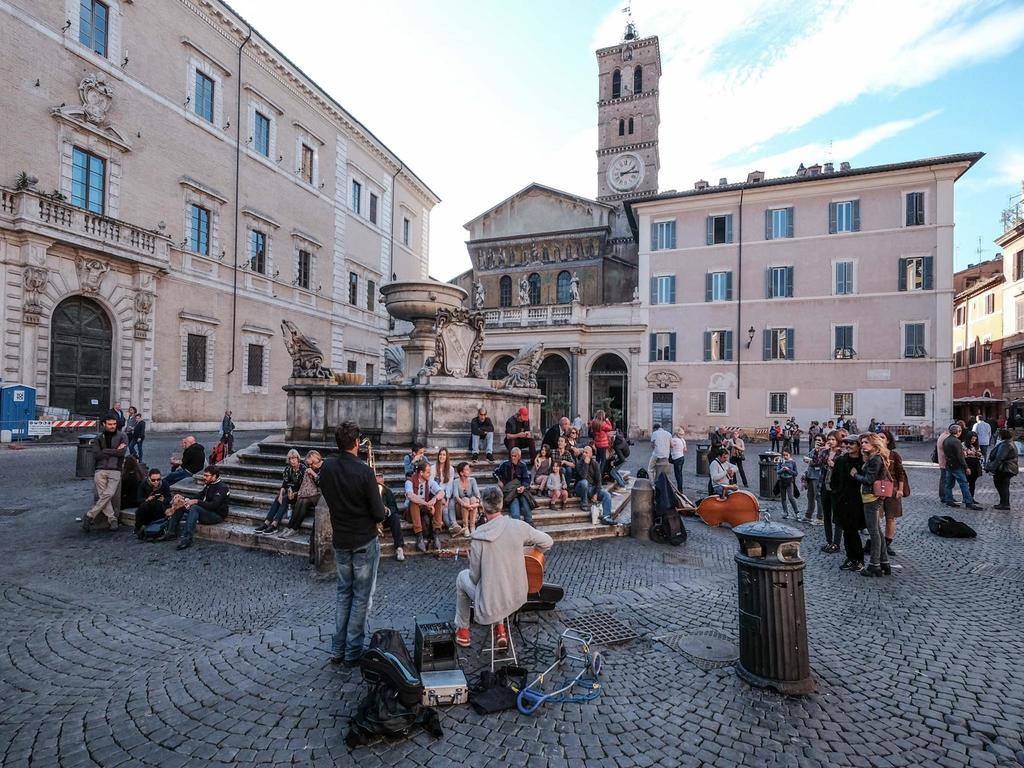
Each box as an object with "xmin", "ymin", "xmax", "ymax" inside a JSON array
[
  {"xmin": 495, "ymin": 623, "xmax": 508, "ymax": 651},
  {"xmin": 455, "ymin": 628, "xmax": 471, "ymax": 647}
]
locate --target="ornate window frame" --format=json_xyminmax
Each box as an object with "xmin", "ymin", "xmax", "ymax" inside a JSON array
[
  {"xmin": 241, "ymin": 325, "xmax": 274, "ymax": 395},
  {"xmin": 178, "ymin": 312, "xmax": 218, "ymax": 392}
]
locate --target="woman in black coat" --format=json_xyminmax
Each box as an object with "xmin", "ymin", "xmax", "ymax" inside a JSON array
[{"xmin": 831, "ymin": 436, "xmax": 865, "ymax": 572}]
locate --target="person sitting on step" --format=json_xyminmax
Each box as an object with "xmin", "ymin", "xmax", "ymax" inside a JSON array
[
  {"xmin": 469, "ymin": 408, "xmax": 495, "ymax": 462},
  {"xmin": 403, "ymin": 442, "xmax": 427, "ymax": 477},
  {"xmin": 280, "ymin": 451, "xmax": 324, "ymax": 539},
  {"xmin": 163, "ymin": 465, "xmax": 229, "ymax": 550},
  {"xmin": 376, "ymin": 468, "xmax": 405, "ymax": 561},
  {"xmin": 575, "ymin": 445, "xmax": 613, "ymax": 524},
  {"xmin": 255, "ymin": 449, "xmax": 304, "ymax": 535},
  {"xmin": 134, "ymin": 467, "xmax": 171, "ymax": 537},
  {"xmin": 493, "ymin": 447, "xmax": 533, "ymax": 524},
  {"xmin": 709, "ymin": 447, "xmax": 739, "ymax": 499},
  {"xmin": 405, "ymin": 460, "xmax": 446, "ymax": 552},
  {"xmin": 454, "ymin": 487, "xmax": 553, "ymax": 650}
]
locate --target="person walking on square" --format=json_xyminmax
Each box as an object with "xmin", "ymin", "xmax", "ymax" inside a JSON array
[
  {"xmin": 469, "ymin": 408, "xmax": 495, "ymax": 461},
  {"xmin": 670, "ymin": 427, "xmax": 688, "ymax": 491},
  {"xmin": 319, "ymin": 422, "xmax": 386, "ymax": 667},
  {"xmin": 943, "ymin": 424, "xmax": 983, "ymax": 510},
  {"xmin": 648, "ymin": 422, "xmax": 672, "ymax": 480},
  {"xmin": 988, "ymin": 428, "xmax": 1018, "ymax": 510},
  {"xmin": 777, "ymin": 450, "xmax": 799, "ymax": 519},
  {"xmin": 221, "ymin": 410, "xmax": 235, "ymax": 455},
  {"xmin": 850, "ymin": 433, "xmax": 891, "ymax": 577},
  {"xmin": 833, "ymin": 436, "xmax": 865, "ymax": 571},
  {"xmin": 769, "ymin": 421, "xmax": 781, "ymax": 453},
  {"xmin": 125, "ymin": 406, "xmax": 145, "ymax": 462},
  {"xmin": 83, "ymin": 414, "xmax": 127, "ymax": 531}
]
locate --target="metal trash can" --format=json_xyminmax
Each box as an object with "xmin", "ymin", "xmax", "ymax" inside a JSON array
[
  {"xmin": 695, "ymin": 442, "xmax": 711, "ymax": 476},
  {"xmin": 629, "ymin": 477, "xmax": 654, "ymax": 541},
  {"xmin": 758, "ymin": 452, "xmax": 781, "ymax": 500},
  {"xmin": 733, "ymin": 520, "xmax": 814, "ymax": 695},
  {"xmin": 76, "ymin": 433, "xmax": 97, "ymax": 479}
]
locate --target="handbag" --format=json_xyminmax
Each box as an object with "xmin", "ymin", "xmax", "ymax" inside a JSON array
[{"xmin": 872, "ymin": 462, "xmax": 895, "ymax": 498}]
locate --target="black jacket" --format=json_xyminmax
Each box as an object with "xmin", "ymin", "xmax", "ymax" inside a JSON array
[
  {"xmin": 852, "ymin": 455, "xmax": 884, "ymax": 495},
  {"xmin": 576, "ymin": 458, "xmax": 601, "ymax": 489},
  {"xmin": 541, "ymin": 425, "xmax": 566, "ymax": 450},
  {"xmin": 319, "ymin": 452, "xmax": 386, "ymax": 550},
  {"xmin": 182, "ymin": 443, "xmax": 206, "ymax": 474},
  {"xmin": 943, "ymin": 435, "xmax": 966, "ymax": 470},
  {"xmin": 832, "ymin": 453, "xmax": 864, "ymax": 525},
  {"xmin": 195, "ymin": 480, "xmax": 229, "ymax": 518},
  {"xmin": 470, "ymin": 416, "xmax": 494, "ymax": 437},
  {"xmin": 138, "ymin": 478, "xmax": 171, "ymax": 508}
]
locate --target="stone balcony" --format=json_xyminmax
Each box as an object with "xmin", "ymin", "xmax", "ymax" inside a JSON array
[
  {"xmin": 0, "ymin": 186, "xmax": 171, "ymax": 268},
  {"xmin": 484, "ymin": 303, "xmax": 579, "ymax": 327}
]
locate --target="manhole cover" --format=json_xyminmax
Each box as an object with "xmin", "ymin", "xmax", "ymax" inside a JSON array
[
  {"xmin": 656, "ymin": 628, "xmax": 737, "ymax": 670},
  {"xmin": 564, "ymin": 611, "xmax": 637, "ymax": 646},
  {"xmin": 662, "ymin": 552, "xmax": 704, "ymax": 567}
]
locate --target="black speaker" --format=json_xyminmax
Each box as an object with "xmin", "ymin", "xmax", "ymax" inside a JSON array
[{"xmin": 414, "ymin": 620, "xmax": 458, "ymax": 672}]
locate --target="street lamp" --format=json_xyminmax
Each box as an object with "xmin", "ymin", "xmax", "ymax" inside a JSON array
[{"xmin": 745, "ymin": 325, "xmax": 756, "ymax": 348}]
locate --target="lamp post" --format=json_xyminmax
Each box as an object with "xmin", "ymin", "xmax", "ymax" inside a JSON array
[{"xmin": 745, "ymin": 325, "xmax": 756, "ymax": 349}]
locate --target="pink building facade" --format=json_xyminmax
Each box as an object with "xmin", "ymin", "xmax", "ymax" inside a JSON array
[{"xmin": 632, "ymin": 154, "xmax": 982, "ymax": 436}]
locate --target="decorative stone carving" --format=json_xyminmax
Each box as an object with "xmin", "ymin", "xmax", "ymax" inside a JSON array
[
  {"xmin": 384, "ymin": 344, "xmax": 406, "ymax": 384},
  {"xmin": 79, "ymin": 74, "xmax": 114, "ymax": 125},
  {"xmin": 646, "ymin": 370, "xmax": 681, "ymax": 389},
  {"xmin": 281, "ymin": 319, "xmax": 332, "ymax": 379},
  {"xmin": 418, "ymin": 308, "xmax": 486, "ymax": 379},
  {"xmin": 22, "ymin": 266, "xmax": 47, "ymax": 323},
  {"xmin": 500, "ymin": 343, "xmax": 544, "ymax": 389},
  {"xmin": 519, "ymin": 276, "xmax": 530, "ymax": 306},
  {"xmin": 569, "ymin": 272, "xmax": 581, "ymax": 304},
  {"xmin": 76, "ymin": 256, "xmax": 110, "ymax": 294},
  {"xmin": 133, "ymin": 290, "xmax": 155, "ymax": 339},
  {"xmin": 472, "ymin": 280, "xmax": 485, "ymax": 310}
]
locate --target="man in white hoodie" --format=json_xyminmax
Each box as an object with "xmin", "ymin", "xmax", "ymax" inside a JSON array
[{"xmin": 454, "ymin": 487, "xmax": 553, "ymax": 650}]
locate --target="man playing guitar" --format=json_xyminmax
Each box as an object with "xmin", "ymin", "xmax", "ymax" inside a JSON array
[{"xmin": 454, "ymin": 487, "xmax": 552, "ymax": 650}]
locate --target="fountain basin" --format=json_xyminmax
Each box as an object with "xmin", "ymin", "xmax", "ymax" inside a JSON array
[{"xmin": 380, "ymin": 280, "xmax": 467, "ymax": 324}]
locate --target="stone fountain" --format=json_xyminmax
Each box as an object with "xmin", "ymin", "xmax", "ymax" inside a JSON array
[{"xmin": 283, "ymin": 279, "xmax": 544, "ymax": 448}]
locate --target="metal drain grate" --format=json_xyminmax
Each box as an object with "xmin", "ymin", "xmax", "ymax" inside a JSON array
[
  {"xmin": 967, "ymin": 562, "xmax": 1024, "ymax": 581},
  {"xmin": 662, "ymin": 552, "xmax": 704, "ymax": 568},
  {"xmin": 564, "ymin": 611, "xmax": 638, "ymax": 646},
  {"xmin": 655, "ymin": 628, "xmax": 737, "ymax": 671}
]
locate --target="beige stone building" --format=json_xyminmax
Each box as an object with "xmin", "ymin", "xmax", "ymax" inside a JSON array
[
  {"xmin": 997, "ymin": 186, "xmax": 1024, "ymax": 424},
  {"xmin": 0, "ymin": 0, "xmax": 437, "ymax": 429}
]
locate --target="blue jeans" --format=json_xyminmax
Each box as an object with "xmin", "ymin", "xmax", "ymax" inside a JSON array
[
  {"xmin": 471, "ymin": 432, "xmax": 494, "ymax": 454},
  {"xmin": 575, "ymin": 480, "xmax": 611, "ymax": 516},
  {"xmin": 939, "ymin": 468, "xmax": 948, "ymax": 502},
  {"xmin": 507, "ymin": 496, "xmax": 532, "ymax": 524},
  {"xmin": 944, "ymin": 466, "xmax": 975, "ymax": 505},
  {"xmin": 164, "ymin": 468, "xmax": 191, "ymax": 488},
  {"xmin": 128, "ymin": 438, "xmax": 144, "ymax": 462},
  {"xmin": 608, "ymin": 465, "xmax": 626, "ymax": 487},
  {"xmin": 168, "ymin": 504, "xmax": 223, "ymax": 543},
  {"xmin": 264, "ymin": 495, "xmax": 291, "ymax": 525},
  {"xmin": 332, "ymin": 538, "xmax": 381, "ymax": 661},
  {"xmin": 672, "ymin": 457, "xmax": 685, "ymax": 490}
]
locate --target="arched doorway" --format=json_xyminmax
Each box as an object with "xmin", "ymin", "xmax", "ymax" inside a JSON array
[
  {"xmin": 537, "ymin": 354, "xmax": 570, "ymax": 431},
  {"xmin": 50, "ymin": 296, "xmax": 112, "ymax": 417},
  {"xmin": 488, "ymin": 355, "xmax": 514, "ymax": 381},
  {"xmin": 589, "ymin": 353, "xmax": 628, "ymax": 430}
]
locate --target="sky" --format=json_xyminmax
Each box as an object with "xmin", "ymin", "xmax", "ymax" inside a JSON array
[{"xmin": 234, "ymin": 0, "xmax": 1024, "ymax": 279}]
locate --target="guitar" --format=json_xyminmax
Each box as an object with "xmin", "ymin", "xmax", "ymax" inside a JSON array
[{"xmin": 524, "ymin": 548, "xmax": 545, "ymax": 594}]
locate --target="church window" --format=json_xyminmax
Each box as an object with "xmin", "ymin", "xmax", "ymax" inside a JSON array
[
  {"xmin": 499, "ymin": 276, "xmax": 512, "ymax": 308},
  {"xmin": 612, "ymin": 69, "xmax": 621, "ymax": 99},
  {"xmin": 618, "ymin": 119, "xmax": 624, "ymax": 137},
  {"xmin": 628, "ymin": 117, "xmax": 634, "ymax": 135},
  {"xmin": 528, "ymin": 273, "xmax": 541, "ymax": 305},
  {"xmin": 634, "ymin": 65, "xmax": 643, "ymax": 93},
  {"xmin": 557, "ymin": 271, "xmax": 572, "ymax": 304}
]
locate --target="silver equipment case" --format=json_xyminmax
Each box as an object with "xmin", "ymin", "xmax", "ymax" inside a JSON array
[{"xmin": 420, "ymin": 669, "xmax": 469, "ymax": 706}]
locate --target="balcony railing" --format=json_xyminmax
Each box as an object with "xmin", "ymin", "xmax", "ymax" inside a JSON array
[
  {"xmin": 484, "ymin": 304, "xmax": 581, "ymax": 328},
  {"xmin": 0, "ymin": 187, "xmax": 170, "ymax": 265}
]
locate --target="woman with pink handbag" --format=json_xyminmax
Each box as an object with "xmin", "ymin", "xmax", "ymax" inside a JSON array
[{"xmin": 848, "ymin": 433, "xmax": 893, "ymax": 578}]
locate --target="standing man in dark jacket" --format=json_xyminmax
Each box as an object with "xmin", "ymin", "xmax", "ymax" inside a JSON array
[
  {"xmin": 469, "ymin": 408, "xmax": 495, "ymax": 461},
  {"xmin": 319, "ymin": 422, "xmax": 386, "ymax": 666},
  {"xmin": 110, "ymin": 402, "xmax": 126, "ymax": 431},
  {"xmin": 221, "ymin": 410, "xmax": 235, "ymax": 455},
  {"xmin": 943, "ymin": 424, "xmax": 983, "ymax": 509},
  {"xmin": 832, "ymin": 436, "xmax": 865, "ymax": 572},
  {"xmin": 989, "ymin": 428, "xmax": 1018, "ymax": 510},
  {"xmin": 165, "ymin": 465, "xmax": 229, "ymax": 550},
  {"xmin": 84, "ymin": 413, "xmax": 127, "ymax": 531}
]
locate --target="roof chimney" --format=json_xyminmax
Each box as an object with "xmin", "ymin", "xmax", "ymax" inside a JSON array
[
  {"xmin": 718, "ymin": 177, "xmax": 728, "ymax": 186},
  {"xmin": 694, "ymin": 179, "xmax": 709, "ymax": 190},
  {"xmin": 840, "ymin": 161, "xmax": 851, "ymax": 171},
  {"xmin": 746, "ymin": 170, "xmax": 765, "ymax": 183},
  {"xmin": 795, "ymin": 163, "xmax": 807, "ymax": 177}
]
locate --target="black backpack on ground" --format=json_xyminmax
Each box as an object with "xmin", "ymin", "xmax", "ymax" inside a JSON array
[
  {"xmin": 927, "ymin": 515, "xmax": 977, "ymax": 539},
  {"xmin": 139, "ymin": 518, "xmax": 168, "ymax": 541},
  {"xmin": 346, "ymin": 630, "xmax": 443, "ymax": 748},
  {"xmin": 650, "ymin": 474, "xmax": 687, "ymax": 546}
]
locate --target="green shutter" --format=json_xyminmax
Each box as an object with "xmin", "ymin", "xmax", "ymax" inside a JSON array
[
  {"xmin": 706, "ymin": 216, "xmax": 714, "ymax": 246},
  {"xmin": 898, "ymin": 258, "xmax": 907, "ymax": 291},
  {"xmin": 763, "ymin": 329, "xmax": 771, "ymax": 361},
  {"xmin": 669, "ymin": 220, "xmax": 677, "ymax": 249},
  {"xmin": 923, "ymin": 257, "xmax": 934, "ymax": 290},
  {"xmin": 852, "ymin": 200, "xmax": 860, "ymax": 232},
  {"xmin": 650, "ymin": 276, "xmax": 657, "ymax": 305},
  {"xmin": 787, "ymin": 328, "xmax": 795, "ymax": 359},
  {"xmin": 828, "ymin": 202, "xmax": 837, "ymax": 234},
  {"xmin": 668, "ymin": 276, "xmax": 676, "ymax": 304},
  {"xmin": 725, "ymin": 215, "xmax": 733, "ymax": 244},
  {"xmin": 705, "ymin": 273, "xmax": 713, "ymax": 302},
  {"xmin": 668, "ymin": 333, "xmax": 677, "ymax": 361},
  {"xmin": 725, "ymin": 271, "xmax": 733, "ymax": 300},
  {"xmin": 649, "ymin": 333, "xmax": 656, "ymax": 361},
  {"xmin": 703, "ymin": 331, "xmax": 712, "ymax": 362},
  {"xmin": 765, "ymin": 267, "xmax": 772, "ymax": 298},
  {"xmin": 786, "ymin": 266, "xmax": 794, "ymax": 297},
  {"xmin": 764, "ymin": 209, "xmax": 772, "ymax": 240},
  {"xmin": 786, "ymin": 207, "xmax": 794, "ymax": 238},
  {"xmin": 650, "ymin": 222, "xmax": 658, "ymax": 251},
  {"xmin": 724, "ymin": 330, "xmax": 733, "ymax": 361}
]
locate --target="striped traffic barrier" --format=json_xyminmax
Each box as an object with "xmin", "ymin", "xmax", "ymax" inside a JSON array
[{"xmin": 48, "ymin": 420, "xmax": 97, "ymax": 428}]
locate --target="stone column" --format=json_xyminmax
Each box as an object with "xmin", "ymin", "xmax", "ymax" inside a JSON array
[
  {"xmin": 16, "ymin": 237, "xmax": 52, "ymax": 391},
  {"xmin": 569, "ymin": 346, "xmax": 583, "ymax": 420},
  {"xmin": 628, "ymin": 345, "xmax": 641, "ymax": 438}
]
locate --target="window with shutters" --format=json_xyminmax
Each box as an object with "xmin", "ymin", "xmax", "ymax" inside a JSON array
[
  {"xmin": 71, "ymin": 147, "xmax": 106, "ymax": 214},
  {"xmin": 254, "ymin": 111, "xmax": 271, "ymax": 157},
  {"xmin": 652, "ymin": 220, "xmax": 676, "ymax": 250},
  {"xmin": 1017, "ymin": 353, "xmax": 1024, "ymax": 381},
  {"xmin": 706, "ymin": 214, "xmax": 733, "ymax": 245},
  {"xmin": 983, "ymin": 342, "xmax": 992, "ymax": 363},
  {"xmin": 652, "ymin": 392, "xmax": 672, "ymax": 427},
  {"xmin": 955, "ymin": 305, "xmax": 966, "ymax": 325},
  {"xmin": 190, "ymin": 205, "xmax": 210, "ymax": 256},
  {"xmin": 767, "ymin": 266, "xmax": 793, "ymax": 298},
  {"xmin": 898, "ymin": 257, "xmax": 932, "ymax": 291},
  {"xmin": 249, "ymin": 230, "xmax": 266, "ymax": 273},
  {"xmin": 186, "ymin": 334, "xmax": 207, "ymax": 383},
  {"xmin": 905, "ymin": 192, "xmax": 925, "ymax": 226},
  {"xmin": 968, "ymin": 341, "xmax": 978, "ymax": 366},
  {"xmin": 904, "ymin": 393, "xmax": 926, "ymax": 418},
  {"xmin": 557, "ymin": 271, "xmax": 572, "ymax": 304},
  {"xmin": 651, "ymin": 275, "xmax": 675, "ymax": 305},
  {"xmin": 706, "ymin": 271, "xmax": 732, "ymax": 302},
  {"xmin": 704, "ymin": 330, "xmax": 733, "ymax": 361},
  {"xmin": 708, "ymin": 391, "xmax": 727, "ymax": 415},
  {"xmin": 903, "ymin": 323, "xmax": 926, "ymax": 358},
  {"xmin": 764, "ymin": 328, "xmax": 793, "ymax": 360},
  {"xmin": 765, "ymin": 207, "xmax": 793, "ymax": 239},
  {"xmin": 348, "ymin": 272, "xmax": 358, "ymax": 305},
  {"xmin": 650, "ymin": 332, "xmax": 676, "ymax": 362},
  {"xmin": 195, "ymin": 72, "xmax": 215, "ymax": 123},
  {"xmin": 954, "ymin": 348, "xmax": 964, "ymax": 368},
  {"xmin": 528, "ymin": 273, "xmax": 541, "ymax": 305},
  {"xmin": 300, "ymin": 144, "xmax": 315, "ymax": 185},
  {"xmin": 367, "ymin": 280, "xmax": 376, "ymax": 311},
  {"xmin": 834, "ymin": 325, "xmax": 855, "ymax": 359},
  {"xmin": 296, "ymin": 249, "xmax": 311, "ymax": 289},
  {"xmin": 829, "ymin": 200, "xmax": 859, "ymax": 233},
  {"xmin": 833, "ymin": 392, "xmax": 854, "ymax": 416},
  {"xmin": 611, "ymin": 69, "xmax": 621, "ymax": 98},
  {"xmin": 1016, "ymin": 298, "xmax": 1024, "ymax": 332},
  {"xmin": 986, "ymin": 293, "xmax": 995, "ymax": 314},
  {"xmin": 834, "ymin": 261, "xmax": 854, "ymax": 295},
  {"xmin": 369, "ymin": 192, "xmax": 378, "ymax": 224},
  {"xmin": 1014, "ymin": 250, "xmax": 1024, "ymax": 281},
  {"xmin": 768, "ymin": 392, "xmax": 788, "ymax": 415},
  {"xmin": 499, "ymin": 276, "xmax": 512, "ymax": 307},
  {"xmin": 351, "ymin": 180, "xmax": 362, "ymax": 213},
  {"xmin": 347, "ymin": 360, "xmax": 357, "ymax": 374},
  {"xmin": 246, "ymin": 344, "xmax": 265, "ymax": 387},
  {"xmin": 79, "ymin": 0, "xmax": 109, "ymax": 57}
]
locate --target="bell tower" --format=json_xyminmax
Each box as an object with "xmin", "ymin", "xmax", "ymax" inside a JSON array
[{"xmin": 595, "ymin": 22, "xmax": 661, "ymax": 203}]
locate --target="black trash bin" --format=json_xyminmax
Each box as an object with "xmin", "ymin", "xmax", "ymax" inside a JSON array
[
  {"xmin": 695, "ymin": 442, "xmax": 711, "ymax": 476},
  {"xmin": 733, "ymin": 520, "xmax": 814, "ymax": 695},
  {"xmin": 758, "ymin": 452, "xmax": 781, "ymax": 500},
  {"xmin": 76, "ymin": 433, "xmax": 97, "ymax": 479}
]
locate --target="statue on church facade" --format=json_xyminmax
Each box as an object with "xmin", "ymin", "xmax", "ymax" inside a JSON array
[
  {"xmin": 569, "ymin": 272, "xmax": 581, "ymax": 304},
  {"xmin": 473, "ymin": 280, "xmax": 485, "ymax": 309},
  {"xmin": 519, "ymin": 276, "xmax": 530, "ymax": 306}
]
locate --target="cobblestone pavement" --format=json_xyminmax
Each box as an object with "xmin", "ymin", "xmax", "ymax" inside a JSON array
[{"xmin": 1, "ymin": 436, "xmax": 1023, "ymax": 767}]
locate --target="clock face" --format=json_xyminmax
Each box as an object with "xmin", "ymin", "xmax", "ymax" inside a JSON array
[{"xmin": 607, "ymin": 152, "xmax": 644, "ymax": 192}]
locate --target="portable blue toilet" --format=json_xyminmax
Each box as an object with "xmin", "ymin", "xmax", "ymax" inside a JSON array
[{"xmin": 0, "ymin": 384, "xmax": 36, "ymax": 441}]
